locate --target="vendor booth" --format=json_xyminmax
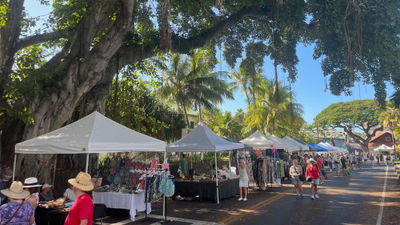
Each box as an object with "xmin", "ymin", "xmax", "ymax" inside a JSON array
[
  {"xmin": 374, "ymin": 144, "xmax": 394, "ymax": 152},
  {"xmin": 166, "ymin": 122, "xmax": 244, "ymax": 204},
  {"xmin": 14, "ymin": 111, "xmax": 167, "ymax": 222},
  {"xmin": 240, "ymin": 131, "xmax": 291, "ymax": 190},
  {"xmin": 282, "ymin": 136, "xmax": 309, "ymax": 151}
]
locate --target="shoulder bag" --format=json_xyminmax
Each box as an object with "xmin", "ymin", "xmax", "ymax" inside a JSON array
[{"xmin": 4, "ymin": 201, "xmax": 24, "ymax": 225}]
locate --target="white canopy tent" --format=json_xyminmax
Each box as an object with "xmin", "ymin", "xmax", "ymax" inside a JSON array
[
  {"xmin": 374, "ymin": 144, "xmax": 394, "ymax": 152},
  {"xmin": 14, "ymin": 111, "xmax": 166, "ymax": 177},
  {"xmin": 240, "ymin": 131, "xmax": 275, "ymax": 149},
  {"xmin": 283, "ymin": 136, "xmax": 309, "ymax": 151},
  {"xmin": 318, "ymin": 142, "xmax": 348, "ymax": 153},
  {"xmin": 166, "ymin": 122, "xmax": 244, "ymax": 204}
]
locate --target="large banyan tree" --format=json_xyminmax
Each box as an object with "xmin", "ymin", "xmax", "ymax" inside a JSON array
[{"xmin": 0, "ymin": 0, "xmax": 400, "ymax": 180}]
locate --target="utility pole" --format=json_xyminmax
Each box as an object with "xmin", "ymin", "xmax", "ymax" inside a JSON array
[{"xmin": 315, "ymin": 117, "xmax": 320, "ymax": 143}]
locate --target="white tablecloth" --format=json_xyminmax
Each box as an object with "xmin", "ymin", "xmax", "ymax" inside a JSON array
[{"xmin": 93, "ymin": 191, "xmax": 151, "ymax": 221}]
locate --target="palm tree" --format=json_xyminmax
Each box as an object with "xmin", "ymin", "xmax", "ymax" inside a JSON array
[
  {"xmin": 230, "ymin": 67, "xmax": 263, "ymax": 107},
  {"xmin": 159, "ymin": 53, "xmax": 192, "ymax": 127},
  {"xmin": 245, "ymin": 79, "xmax": 304, "ymax": 136},
  {"xmin": 159, "ymin": 51, "xmax": 233, "ymax": 126},
  {"xmin": 186, "ymin": 50, "xmax": 233, "ymax": 120}
]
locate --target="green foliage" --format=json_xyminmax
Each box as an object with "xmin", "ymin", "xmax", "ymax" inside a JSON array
[
  {"xmin": 307, "ymin": 0, "xmax": 400, "ymax": 105},
  {"xmin": 202, "ymin": 108, "xmax": 246, "ymax": 141},
  {"xmin": 105, "ymin": 68, "xmax": 185, "ymax": 142},
  {"xmin": 158, "ymin": 49, "xmax": 233, "ymax": 125},
  {"xmin": 317, "ymin": 99, "xmax": 382, "ymax": 128},
  {"xmin": 245, "ymin": 79, "xmax": 304, "ymax": 137}
]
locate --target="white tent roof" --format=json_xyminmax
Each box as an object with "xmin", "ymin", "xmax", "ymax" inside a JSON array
[
  {"xmin": 166, "ymin": 122, "xmax": 244, "ymax": 152},
  {"xmin": 269, "ymin": 135, "xmax": 291, "ymax": 150},
  {"xmin": 374, "ymin": 144, "xmax": 394, "ymax": 152},
  {"xmin": 15, "ymin": 112, "xmax": 166, "ymax": 154},
  {"xmin": 240, "ymin": 131, "xmax": 275, "ymax": 149},
  {"xmin": 319, "ymin": 142, "xmax": 348, "ymax": 153},
  {"xmin": 282, "ymin": 136, "xmax": 309, "ymax": 151}
]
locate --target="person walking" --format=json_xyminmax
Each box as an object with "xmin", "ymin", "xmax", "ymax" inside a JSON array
[
  {"xmin": 289, "ymin": 160, "xmax": 303, "ymax": 199},
  {"xmin": 238, "ymin": 160, "xmax": 250, "ymax": 201},
  {"xmin": 0, "ymin": 181, "xmax": 35, "ymax": 225},
  {"xmin": 340, "ymin": 155, "xmax": 347, "ymax": 176},
  {"xmin": 64, "ymin": 172, "xmax": 94, "ymax": 225},
  {"xmin": 306, "ymin": 159, "xmax": 320, "ymax": 200}
]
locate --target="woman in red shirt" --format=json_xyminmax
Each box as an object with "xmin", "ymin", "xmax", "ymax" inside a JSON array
[
  {"xmin": 306, "ymin": 159, "xmax": 320, "ymax": 200},
  {"xmin": 64, "ymin": 172, "xmax": 94, "ymax": 225}
]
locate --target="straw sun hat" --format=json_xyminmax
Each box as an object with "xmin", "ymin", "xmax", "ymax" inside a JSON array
[
  {"xmin": 68, "ymin": 172, "xmax": 94, "ymax": 192},
  {"xmin": 1, "ymin": 181, "xmax": 30, "ymax": 199}
]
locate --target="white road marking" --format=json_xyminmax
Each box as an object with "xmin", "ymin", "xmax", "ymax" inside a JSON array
[{"xmin": 376, "ymin": 165, "xmax": 388, "ymax": 225}]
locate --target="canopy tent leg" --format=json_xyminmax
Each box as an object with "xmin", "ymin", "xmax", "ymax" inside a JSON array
[
  {"xmin": 52, "ymin": 155, "xmax": 58, "ymax": 186},
  {"xmin": 85, "ymin": 153, "xmax": 90, "ymax": 173},
  {"xmin": 12, "ymin": 154, "xmax": 17, "ymax": 181},
  {"xmin": 215, "ymin": 152, "xmax": 219, "ymax": 204},
  {"xmin": 228, "ymin": 151, "xmax": 231, "ymax": 170},
  {"xmin": 163, "ymin": 151, "xmax": 167, "ymax": 220}
]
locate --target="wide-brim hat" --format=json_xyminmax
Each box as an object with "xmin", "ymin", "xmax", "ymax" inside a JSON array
[
  {"xmin": 68, "ymin": 172, "xmax": 94, "ymax": 192},
  {"xmin": 309, "ymin": 158, "xmax": 317, "ymax": 164},
  {"xmin": 1, "ymin": 181, "xmax": 30, "ymax": 199},
  {"xmin": 23, "ymin": 177, "xmax": 42, "ymax": 188}
]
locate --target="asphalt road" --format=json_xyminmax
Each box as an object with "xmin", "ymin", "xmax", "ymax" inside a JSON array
[{"xmin": 228, "ymin": 165, "xmax": 400, "ymax": 225}]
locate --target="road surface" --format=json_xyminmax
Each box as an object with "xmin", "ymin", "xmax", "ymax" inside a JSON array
[{"xmin": 224, "ymin": 165, "xmax": 399, "ymax": 225}]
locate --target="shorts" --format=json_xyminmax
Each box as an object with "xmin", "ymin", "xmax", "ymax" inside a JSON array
[
  {"xmin": 311, "ymin": 179, "xmax": 320, "ymax": 185},
  {"xmin": 292, "ymin": 177, "xmax": 302, "ymax": 185},
  {"xmin": 239, "ymin": 180, "xmax": 249, "ymax": 188},
  {"xmin": 351, "ymin": 161, "xmax": 356, "ymax": 164}
]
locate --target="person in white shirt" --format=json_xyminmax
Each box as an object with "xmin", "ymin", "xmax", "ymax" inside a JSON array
[{"xmin": 64, "ymin": 184, "xmax": 77, "ymax": 201}]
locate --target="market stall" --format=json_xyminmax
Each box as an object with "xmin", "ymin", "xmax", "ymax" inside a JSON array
[
  {"xmin": 166, "ymin": 122, "xmax": 244, "ymax": 204},
  {"xmin": 240, "ymin": 131, "xmax": 290, "ymax": 189},
  {"xmin": 282, "ymin": 136, "xmax": 310, "ymax": 151},
  {"xmin": 374, "ymin": 144, "xmax": 394, "ymax": 152},
  {"xmin": 14, "ymin": 111, "xmax": 167, "ymax": 221}
]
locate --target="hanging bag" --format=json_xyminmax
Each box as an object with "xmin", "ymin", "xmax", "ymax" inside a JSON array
[{"xmin": 4, "ymin": 201, "xmax": 24, "ymax": 225}]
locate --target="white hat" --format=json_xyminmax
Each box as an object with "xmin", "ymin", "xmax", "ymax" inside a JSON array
[
  {"xmin": 1, "ymin": 181, "xmax": 30, "ymax": 199},
  {"xmin": 23, "ymin": 177, "xmax": 42, "ymax": 188},
  {"xmin": 42, "ymin": 184, "xmax": 52, "ymax": 189}
]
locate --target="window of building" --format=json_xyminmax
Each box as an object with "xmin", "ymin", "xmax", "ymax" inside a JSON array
[{"xmin": 385, "ymin": 136, "xmax": 392, "ymax": 142}]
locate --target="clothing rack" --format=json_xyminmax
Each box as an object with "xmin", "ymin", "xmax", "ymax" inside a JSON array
[{"xmin": 139, "ymin": 167, "xmax": 173, "ymax": 223}]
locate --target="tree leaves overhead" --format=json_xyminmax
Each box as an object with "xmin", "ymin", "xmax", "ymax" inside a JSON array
[{"xmin": 308, "ymin": 0, "xmax": 400, "ymax": 105}]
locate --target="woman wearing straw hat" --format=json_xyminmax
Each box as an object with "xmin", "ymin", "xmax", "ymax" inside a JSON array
[
  {"xmin": 64, "ymin": 172, "xmax": 94, "ymax": 225},
  {"xmin": 0, "ymin": 181, "xmax": 35, "ymax": 225}
]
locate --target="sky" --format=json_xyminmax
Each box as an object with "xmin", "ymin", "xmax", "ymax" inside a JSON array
[{"xmin": 24, "ymin": 1, "xmax": 395, "ymax": 124}]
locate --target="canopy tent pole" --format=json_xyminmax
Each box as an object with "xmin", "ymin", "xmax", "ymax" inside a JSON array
[
  {"xmin": 12, "ymin": 154, "xmax": 17, "ymax": 181},
  {"xmin": 215, "ymin": 152, "xmax": 220, "ymax": 204},
  {"xmin": 52, "ymin": 155, "xmax": 58, "ymax": 186},
  {"xmin": 163, "ymin": 151, "xmax": 167, "ymax": 220},
  {"xmin": 228, "ymin": 151, "xmax": 231, "ymax": 170},
  {"xmin": 85, "ymin": 153, "xmax": 90, "ymax": 173}
]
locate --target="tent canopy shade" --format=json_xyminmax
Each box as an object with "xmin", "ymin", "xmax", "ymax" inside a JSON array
[
  {"xmin": 374, "ymin": 144, "xmax": 394, "ymax": 152},
  {"xmin": 308, "ymin": 143, "xmax": 328, "ymax": 151},
  {"xmin": 15, "ymin": 111, "xmax": 166, "ymax": 154},
  {"xmin": 283, "ymin": 136, "xmax": 309, "ymax": 151},
  {"xmin": 166, "ymin": 122, "xmax": 245, "ymax": 152},
  {"xmin": 240, "ymin": 131, "xmax": 275, "ymax": 149}
]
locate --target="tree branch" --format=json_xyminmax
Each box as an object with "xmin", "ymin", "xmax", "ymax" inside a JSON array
[
  {"xmin": 15, "ymin": 31, "xmax": 64, "ymax": 50},
  {"xmin": 171, "ymin": 6, "xmax": 270, "ymax": 53}
]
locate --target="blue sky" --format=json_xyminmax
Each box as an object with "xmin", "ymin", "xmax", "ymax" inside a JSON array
[{"xmin": 24, "ymin": 1, "xmax": 394, "ymax": 124}]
